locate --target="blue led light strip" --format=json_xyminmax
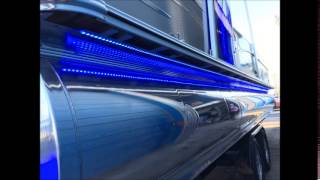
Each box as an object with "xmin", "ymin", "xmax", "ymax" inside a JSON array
[
  {"xmin": 60, "ymin": 60, "xmax": 233, "ymax": 88},
  {"xmin": 77, "ymin": 31, "xmax": 268, "ymax": 90},
  {"xmin": 59, "ymin": 56, "xmax": 247, "ymax": 91},
  {"xmin": 64, "ymin": 31, "xmax": 269, "ymax": 93},
  {"xmin": 60, "ymin": 66, "xmax": 263, "ymax": 92}
]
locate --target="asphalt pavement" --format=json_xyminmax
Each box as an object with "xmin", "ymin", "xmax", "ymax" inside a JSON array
[
  {"xmin": 263, "ymin": 110, "xmax": 280, "ymax": 180},
  {"xmin": 203, "ymin": 110, "xmax": 280, "ymax": 180}
]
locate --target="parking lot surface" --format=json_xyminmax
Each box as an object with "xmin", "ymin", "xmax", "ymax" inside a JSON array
[{"xmin": 203, "ymin": 110, "xmax": 280, "ymax": 180}]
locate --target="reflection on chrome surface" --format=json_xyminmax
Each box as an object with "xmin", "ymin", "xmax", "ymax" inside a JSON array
[
  {"xmin": 40, "ymin": 75, "xmax": 60, "ymax": 180},
  {"xmin": 40, "ymin": 59, "xmax": 274, "ymax": 179}
]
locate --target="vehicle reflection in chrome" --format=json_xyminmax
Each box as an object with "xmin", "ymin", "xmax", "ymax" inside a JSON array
[
  {"xmin": 225, "ymin": 99, "xmax": 242, "ymax": 120},
  {"xmin": 229, "ymin": 94, "xmax": 274, "ymax": 129}
]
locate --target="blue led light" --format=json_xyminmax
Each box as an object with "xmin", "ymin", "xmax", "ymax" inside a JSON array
[
  {"xmin": 60, "ymin": 63, "xmax": 267, "ymax": 93},
  {"xmin": 64, "ymin": 66, "xmax": 218, "ymax": 87},
  {"xmin": 64, "ymin": 31, "xmax": 269, "ymax": 93}
]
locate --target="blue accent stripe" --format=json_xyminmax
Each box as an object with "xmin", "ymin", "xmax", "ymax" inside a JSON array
[
  {"xmin": 64, "ymin": 31, "xmax": 269, "ymax": 93},
  {"xmin": 216, "ymin": 2, "xmax": 234, "ymax": 64},
  {"xmin": 40, "ymin": 157, "xmax": 59, "ymax": 180}
]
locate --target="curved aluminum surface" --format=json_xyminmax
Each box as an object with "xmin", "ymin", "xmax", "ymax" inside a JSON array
[
  {"xmin": 41, "ymin": 60, "xmax": 82, "ymax": 179},
  {"xmin": 40, "ymin": 75, "xmax": 60, "ymax": 180},
  {"xmin": 40, "ymin": 3, "xmax": 274, "ymax": 179},
  {"xmin": 41, "ymin": 57, "xmax": 273, "ymax": 179}
]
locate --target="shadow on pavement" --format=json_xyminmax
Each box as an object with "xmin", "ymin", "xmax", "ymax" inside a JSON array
[{"xmin": 202, "ymin": 111, "xmax": 280, "ymax": 180}]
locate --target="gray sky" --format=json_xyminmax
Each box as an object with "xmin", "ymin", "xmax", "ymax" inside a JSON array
[
  {"xmin": 229, "ymin": 0, "xmax": 280, "ymax": 91},
  {"xmin": 248, "ymin": 0, "xmax": 279, "ymax": 93}
]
